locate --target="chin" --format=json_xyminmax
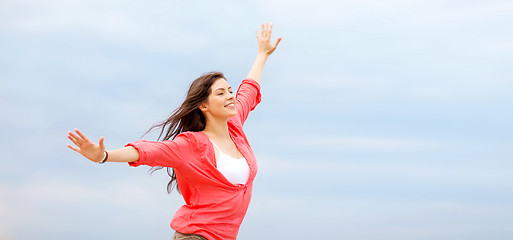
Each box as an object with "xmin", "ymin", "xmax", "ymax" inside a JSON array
[{"xmin": 226, "ymin": 109, "xmax": 237, "ymax": 117}]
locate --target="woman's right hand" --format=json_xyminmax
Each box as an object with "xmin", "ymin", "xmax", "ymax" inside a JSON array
[
  {"xmin": 255, "ymin": 23, "xmax": 282, "ymax": 56},
  {"xmin": 67, "ymin": 129, "xmax": 106, "ymax": 163}
]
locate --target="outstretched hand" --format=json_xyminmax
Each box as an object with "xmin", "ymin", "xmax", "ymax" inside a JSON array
[
  {"xmin": 67, "ymin": 129, "xmax": 106, "ymax": 163},
  {"xmin": 256, "ymin": 23, "xmax": 282, "ymax": 56}
]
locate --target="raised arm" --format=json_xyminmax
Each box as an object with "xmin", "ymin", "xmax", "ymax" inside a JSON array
[
  {"xmin": 67, "ymin": 129, "xmax": 139, "ymax": 163},
  {"xmin": 246, "ymin": 23, "xmax": 282, "ymax": 85}
]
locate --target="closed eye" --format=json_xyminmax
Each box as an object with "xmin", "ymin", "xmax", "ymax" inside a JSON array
[
  {"xmin": 215, "ymin": 87, "xmax": 233, "ymax": 96},
  {"xmin": 216, "ymin": 91, "xmax": 233, "ymax": 95}
]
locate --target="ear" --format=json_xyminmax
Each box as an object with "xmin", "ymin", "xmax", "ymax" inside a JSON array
[{"xmin": 199, "ymin": 103, "xmax": 208, "ymax": 112}]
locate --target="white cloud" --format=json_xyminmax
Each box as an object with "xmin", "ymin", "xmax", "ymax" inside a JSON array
[
  {"xmin": 257, "ymin": 0, "xmax": 429, "ymax": 26},
  {"xmin": 256, "ymin": 153, "xmax": 513, "ymax": 190},
  {"xmin": 0, "ymin": 0, "xmax": 213, "ymax": 53},
  {"xmin": 271, "ymin": 68, "xmax": 512, "ymax": 104},
  {"xmin": 404, "ymin": 1, "xmax": 513, "ymax": 26},
  {"xmin": 278, "ymin": 135, "xmax": 440, "ymax": 151},
  {"xmin": 243, "ymin": 193, "xmax": 513, "ymax": 239},
  {"xmin": 0, "ymin": 174, "xmax": 183, "ymax": 238},
  {"xmin": 1, "ymin": 0, "xmax": 512, "ymax": 239},
  {"xmin": 257, "ymin": 0, "xmax": 513, "ymax": 28},
  {"xmin": 271, "ymin": 72, "xmax": 401, "ymax": 104}
]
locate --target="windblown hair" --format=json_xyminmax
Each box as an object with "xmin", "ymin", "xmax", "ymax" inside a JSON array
[{"xmin": 145, "ymin": 72, "xmax": 225, "ymax": 193}]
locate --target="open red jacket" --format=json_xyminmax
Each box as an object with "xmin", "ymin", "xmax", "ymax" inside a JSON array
[{"xmin": 126, "ymin": 79, "xmax": 261, "ymax": 240}]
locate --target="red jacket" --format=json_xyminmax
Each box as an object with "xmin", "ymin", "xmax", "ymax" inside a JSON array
[{"xmin": 126, "ymin": 79, "xmax": 261, "ymax": 240}]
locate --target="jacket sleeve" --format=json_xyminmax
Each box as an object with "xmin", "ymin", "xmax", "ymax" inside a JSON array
[
  {"xmin": 125, "ymin": 132, "xmax": 195, "ymax": 169},
  {"xmin": 235, "ymin": 78, "xmax": 262, "ymax": 125}
]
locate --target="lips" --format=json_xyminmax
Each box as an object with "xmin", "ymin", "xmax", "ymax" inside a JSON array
[{"xmin": 224, "ymin": 102, "xmax": 235, "ymax": 107}]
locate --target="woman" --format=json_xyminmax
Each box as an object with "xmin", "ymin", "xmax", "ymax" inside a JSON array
[{"xmin": 67, "ymin": 23, "xmax": 281, "ymax": 240}]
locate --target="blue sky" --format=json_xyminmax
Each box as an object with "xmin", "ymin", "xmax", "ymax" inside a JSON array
[{"xmin": 1, "ymin": 0, "xmax": 512, "ymax": 239}]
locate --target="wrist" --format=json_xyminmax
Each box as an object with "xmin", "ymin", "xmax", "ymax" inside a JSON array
[
  {"xmin": 256, "ymin": 52, "xmax": 269, "ymax": 58},
  {"xmin": 98, "ymin": 151, "xmax": 108, "ymax": 164}
]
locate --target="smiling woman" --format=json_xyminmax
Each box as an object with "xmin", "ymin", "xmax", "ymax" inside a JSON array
[{"xmin": 66, "ymin": 23, "xmax": 281, "ymax": 240}]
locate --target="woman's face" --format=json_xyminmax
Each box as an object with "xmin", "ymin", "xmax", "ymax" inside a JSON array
[{"xmin": 201, "ymin": 78, "xmax": 237, "ymax": 119}]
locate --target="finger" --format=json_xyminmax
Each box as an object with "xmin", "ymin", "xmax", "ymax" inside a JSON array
[
  {"xmin": 273, "ymin": 37, "xmax": 282, "ymax": 49},
  {"xmin": 68, "ymin": 132, "xmax": 81, "ymax": 146},
  {"xmin": 68, "ymin": 144, "xmax": 80, "ymax": 153},
  {"xmin": 255, "ymin": 30, "xmax": 259, "ymax": 40},
  {"xmin": 68, "ymin": 134, "xmax": 79, "ymax": 146},
  {"xmin": 99, "ymin": 136, "xmax": 105, "ymax": 150},
  {"xmin": 75, "ymin": 129, "xmax": 91, "ymax": 143},
  {"xmin": 261, "ymin": 24, "xmax": 265, "ymax": 37},
  {"xmin": 264, "ymin": 23, "xmax": 269, "ymax": 38},
  {"xmin": 69, "ymin": 131, "xmax": 83, "ymax": 145},
  {"xmin": 266, "ymin": 23, "xmax": 273, "ymax": 40},
  {"xmin": 68, "ymin": 131, "xmax": 81, "ymax": 142}
]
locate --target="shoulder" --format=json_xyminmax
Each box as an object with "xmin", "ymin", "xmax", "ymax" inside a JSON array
[
  {"xmin": 240, "ymin": 78, "xmax": 260, "ymax": 88},
  {"xmin": 237, "ymin": 78, "xmax": 261, "ymax": 94},
  {"xmin": 175, "ymin": 131, "xmax": 203, "ymax": 139},
  {"xmin": 174, "ymin": 131, "xmax": 210, "ymax": 148},
  {"xmin": 173, "ymin": 131, "xmax": 211, "ymax": 156}
]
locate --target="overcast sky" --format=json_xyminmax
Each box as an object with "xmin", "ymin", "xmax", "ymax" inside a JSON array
[{"xmin": 1, "ymin": 0, "xmax": 512, "ymax": 239}]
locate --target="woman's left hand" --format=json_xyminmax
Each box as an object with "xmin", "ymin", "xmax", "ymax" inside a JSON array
[{"xmin": 256, "ymin": 23, "xmax": 282, "ymax": 56}]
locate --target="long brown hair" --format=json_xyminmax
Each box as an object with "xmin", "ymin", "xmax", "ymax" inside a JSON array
[{"xmin": 146, "ymin": 71, "xmax": 225, "ymax": 193}]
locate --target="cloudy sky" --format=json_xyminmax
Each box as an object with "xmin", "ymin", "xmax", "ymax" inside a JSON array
[{"xmin": 1, "ymin": 0, "xmax": 512, "ymax": 239}]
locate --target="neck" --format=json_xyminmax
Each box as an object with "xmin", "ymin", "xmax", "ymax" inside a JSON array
[{"xmin": 202, "ymin": 117, "xmax": 230, "ymax": 139}]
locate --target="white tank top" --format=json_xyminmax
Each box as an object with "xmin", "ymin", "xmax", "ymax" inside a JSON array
[{"xmin": 210, "ymin": 140, "xmax": 250, "ymax": 185}]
